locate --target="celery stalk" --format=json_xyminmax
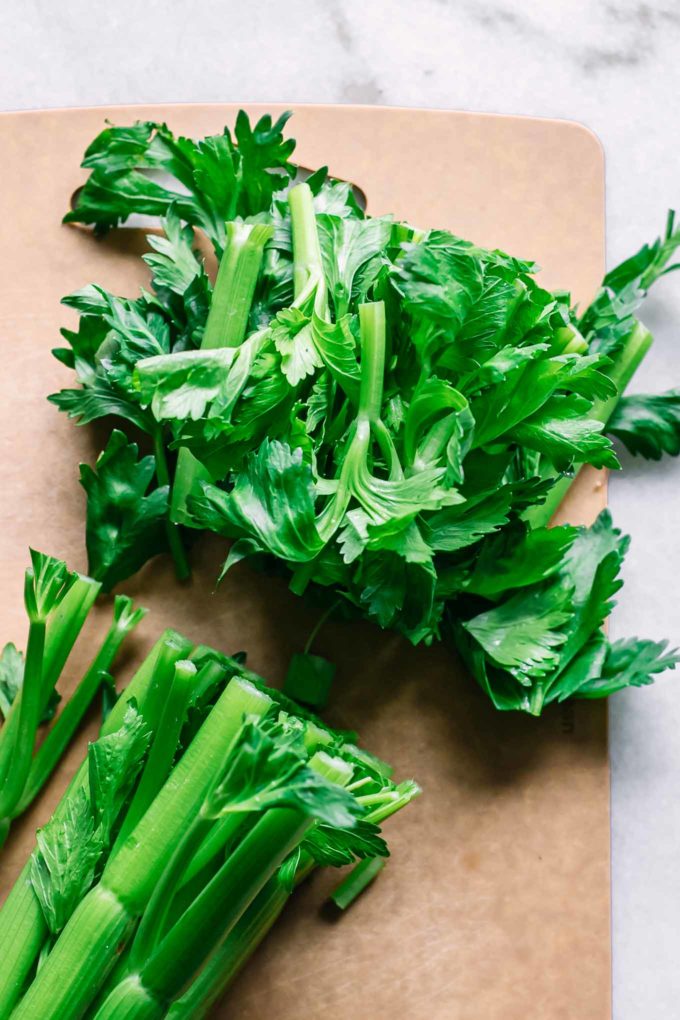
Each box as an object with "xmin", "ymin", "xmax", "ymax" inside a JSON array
[
  {"xmin": 14, "ymin": 597, "xmax": 146, "ymax": 818},
  {"xmin": 0, "ymin": 630, "xmax": 192, "ymax": 1019},
  {"xmin": 111, "ymin": 659, "xmax": 198, "ymax": 854},
  {"xmin": 201, "ymin": 222, "xmax": 273, "ymax": 350},
  {"xmin": 10, "ymin": 678, "xmax": 272, "ymax": 1020},
  {"xmin": 168, "ymin": 222, "xmax": 273, "ymax": 529},
  {"xmin": 525, "ymin": 322, "xmax": 653, "ymax": 529}
]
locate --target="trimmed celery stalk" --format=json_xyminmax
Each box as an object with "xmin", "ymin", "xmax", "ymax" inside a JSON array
[
  {"xmin": 0, "ymin": 630, "xmax": 192, "ymax": 1019},
  {"xmin": 11, "ymin": 678, "xmax": 272, "ymax": 1020}
]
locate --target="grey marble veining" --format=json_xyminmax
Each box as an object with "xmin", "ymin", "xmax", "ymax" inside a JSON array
[{"xmin": 1, "ymin": 2, "xmax": 679, "ymax": 1016}]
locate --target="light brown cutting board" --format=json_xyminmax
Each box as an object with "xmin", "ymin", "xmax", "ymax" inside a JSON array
[{"xmin": 0, "ymin": 104, "xmax": 607, "ymax": 1020}]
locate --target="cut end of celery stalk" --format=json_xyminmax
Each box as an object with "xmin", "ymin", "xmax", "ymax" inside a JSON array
[
  {"xmin": 283, "ymin": 652, "xmax": 335, "ymax": 710},
  {"xmin": 308, "ymin": 750, "xmax": 354, "ymax": 787}
]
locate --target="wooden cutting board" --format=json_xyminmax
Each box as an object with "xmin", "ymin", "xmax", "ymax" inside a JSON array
[{"xmin": 0, "ymin": 104, "xmax": 607, "ymax": 1020}]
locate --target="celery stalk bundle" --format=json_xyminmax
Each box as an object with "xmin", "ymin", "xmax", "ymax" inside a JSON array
[
  {"xmin": 0, "ymin": 628, "xmax": 418, "ymax": 1019},
  {"xmin": 0, "ymin": 550, "xmax": 144, "ymax": 848}
]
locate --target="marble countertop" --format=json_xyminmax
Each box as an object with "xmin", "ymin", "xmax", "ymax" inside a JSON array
[{"xmin": 2, "ymin": 1, "xmax": 679, "ymax": 1016}]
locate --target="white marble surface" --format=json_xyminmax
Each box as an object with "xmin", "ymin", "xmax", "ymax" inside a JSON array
[{"xmin": 1, "ymin": 2, "xmax": 679, "ymax": 1016}]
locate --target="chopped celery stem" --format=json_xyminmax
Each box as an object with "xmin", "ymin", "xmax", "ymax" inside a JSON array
[
  {"xmin": 112, "ymin": 660, "xmax": 197, "ymax": 854},
  {"xmin": 288, "ymin": 183, "xmax": 324, "ymax": 300},
  {"xmin": 12, "ymin": 669, "xmax": 108, "ymax": 818},
  {"xmin": 152, "ymin": 427, "xmax": 190, "ymax": 582},
  {"xmin": 169, "ymin": 221, "xmax": 273, "ymax": 534},
  {"xmin": 141, "ymin": 810, "xmax": 311, "ymax": 1004},
  {"xmin": 201, "ymin": 222, "xmax": 273, "ymax": 350},
  {"xmin": 330, "ymin": 856, "xmax": 386, "ymax": 910},
  {"xmin": 525, "ymin": 322, "xmax": 653, "ymax": 529}
]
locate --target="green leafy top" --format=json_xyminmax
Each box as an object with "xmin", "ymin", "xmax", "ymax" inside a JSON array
[
  {"xmin": 457, "ymin": 512, "xmax": 679, "ymax": 714},
  {"xmin": 24, "ymin": 551, "xmax": 73, "ymax": 624},
  {"xmin": 79, "ymin": 430, "xmax": 170, "ymax": 592},
  {"xmin": 52, "ymin": 110, "xmax": 680, "ymax": 711},
  {"xmin": 607, "ymin": 390, "xmax": 680, "ymax": 460},
  {"xmin": 0, "ymin": 643, "xmax": 23, "ymax": 720},
  {"xmin": 29, "ymin": 703, "xmax": 151, "ymax": 934},
  {"xmin": 64, "ymin": 112, "xmax": 296, "ymax": 251},
  {"xmin": 205, "ymin": 719, "xmax": 360, "ymax": 830},
  {"xmin": 581, "ymin": 209, "xmax": 680, "ymax": 357},
  {"xmin": 88, "ymin": 703, "xmax": 152, "ymax": 843},
  {"xmin": 30, "ymin": 789, "xmax": 103, "ymax": 935}
]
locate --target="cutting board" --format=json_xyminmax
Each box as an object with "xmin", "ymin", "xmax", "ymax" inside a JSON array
[{"xmin": 0, "ymin": 104, "xmax": 607, "ymax": 1020}]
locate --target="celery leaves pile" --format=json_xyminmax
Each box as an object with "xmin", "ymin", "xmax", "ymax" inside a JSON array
[{"xmin": 52, "ymin": 112, "xmax": 680, "ymax": 714}]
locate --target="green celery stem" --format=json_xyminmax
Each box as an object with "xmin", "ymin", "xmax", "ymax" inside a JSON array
[
  {"xmin": 528, "ymin": 683, "xmax": 546, "ymax": 718},
  {"xmin": 289, "ymin": 183, "xmax": 323, "ymax": 299},
  {"xmin": 0, "ymin": 619, "xmax": 46, "ymax": 820},
  {"xmin": 330, "ymin": 856, "xmax": 386, "ymax": 910},
  {"xmin": 121, "ymin": 754, "xmax": 349, "ymax": 1015},
  {"xmin": 140, "ymin": 809, "xmax": 311, "ymax": 1004},
  {"xmin": 178, "ymin": 812, "xmax": 246, "ymax": 887},
  {"xmin": 171, "ymin": 222, "xmax": 272, "ymax": 527},
  {"xmin": 169, "ymin": 759, "xmax": 396, "ymax": 1018},
  {"xmin": 0, "ymin": 575, "xmax": 99, "ymax": 794},
  {"xmin": 41, "ymin": 574, "xmax": 101, "ymax": 693},
  {"xmin": 69, "ymin": 649, "xmax": 202, "ymax": 1010},
  {"xmin": 128, "ymin": 817, "xmax": 213, "ymax": 972},
  {"xmin": 0, "ymin": 631, "xmax": 193, "ymax": 1020},
  {"xmin": 526, "ymin": 322, "xmax": 653, "ymax": 529},
  {"xmin": 153, "ymin": 428, "xmax": 190, "ymax": 582},
  {"xmin": 166, "ymin": 765, "xmax": 349, "ymax": 1017},
  {"xmin": 165, "ymin": 876, "xmax": 292, "ymax": 1020},
  {"xmin": 113, "ymin": 659, "xmax": 197, "ymax": 852},
  {"xmin": 590, "ymin": 321, "xmax": 653, "ymax": 423},
  {"xmin": 93, "ymin": 976, "xmax": 162, "ymax": 1020},
  {"xmin": 169, "ymin": 447, "xmax": 213, "ymax": 526},
  {"xmin": 201, "ymin": 223, "xmax": 272, "ymax": 350},
  {"xmin": 11, "ymin": 885, "xmax": 134, "ymax": 1020},
  {"xmin": 133, "ymin": 636, "xmax": 188, "ymax": 738},
  {"xmin": 0, "ymin": 878, "xmax": 46, "ymax": 1018},
  {"xmin": 15, "ymin": 603, "xmax": 143, "ymax": 817},
  {"xmin": 358, "ymin": 301, "xmax": 387, "ymax": 424},
  {"xmin": 104, "ymin": 678, "xmax": 272, "ymax": 913},
  {"xmin": 10, "ymin": 678, "xmax": 273, "ymax": 1019},
  {"xmin": 316, "ymin": 299, "xmax": 385, "ymax": 542},
  {"xmin": 317, "ymin": 300, "xmax": 386, "ymax": 544},
  {"xmin": 12, "ymin": 668, "xmax": 106, "ymax": 818},
  {"xmin": 92, "ymin": 944, "xmax": 134, "ymax": 1016}
]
